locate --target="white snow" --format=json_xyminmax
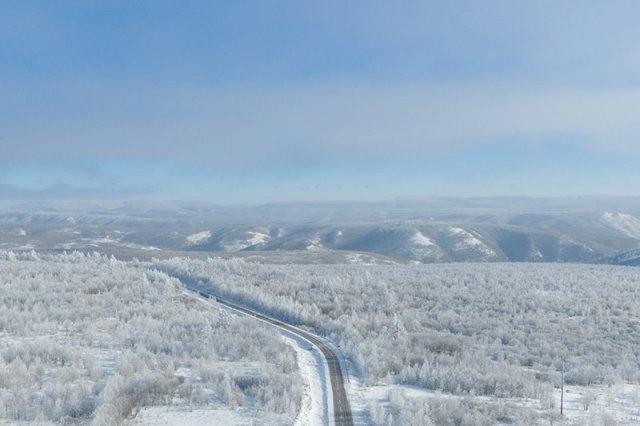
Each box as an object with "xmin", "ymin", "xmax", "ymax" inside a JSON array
[
  {"xmin": 221, "ymin": 231, "xmax": 271, "ymax": 251},
  {"xmin": 185, "ymin": 230, "xmax": 211, "ymax": 245},
  {"xmin": 128, "ymin": 407, "xmax": 256, "ymax": 426},
  {"xmin": 345, "ymin": 253, "xmax": 375, "ymax": 264},
  {"xmin": 247, "ymin": 231, "xmax": 270, "ymax": 246},
  {"xmin": 122, "ymin": 242, "xmax": 162, "ymax": 251},
  {"xmin": 602, "ymin": 212, "xmax": 640, "ymax": 239},
  {"xmin": 329, "ymin": 343, "xmax": 368, "ymax": 425},
  {"xmin": 411, "ymin": 231, "xmax": 436, "ymax": 247},
  {"xmin": 306, "ymin": 234, "xmax": 324, "ymax": 251},
  {"xmin": 344, "ymin": 253, "xmax": 399, "ymax": 265},
  {"xmin": 448, "ymin": 227, "xmax": 497, "ymax": 258},
  {"xmin": 280, "ymin": 332, "xmax": 329, "ymax": 426},
  {"xmin": 553, "ymin": 383, "xmax": 640, "ymax": 425},
  {"xmin": 92, "ymin": 236, "xmax": 119, "ymax": 244},
  {"xmin": 529, "ymin": 245, "xmax": 543, "ymax": 260},
  {"xmin": 349, "ymin": 378, "xmax": 640, "ymax": 425},
  {"xmin": 407, "ymin": 231, "xmax": 447, "ymax": 261},
  {"xmin": 358, "ymin": 382, "xmax": 640, "ymax": 425}
]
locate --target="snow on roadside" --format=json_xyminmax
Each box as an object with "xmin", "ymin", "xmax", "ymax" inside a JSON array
[
  {"xmin": 193, "ymin": 295, "xmax": 330, "ymax": 426},
  {"xmin": 279, "ymin": 332, "xmax": 329, "ymax": 426},
  {"xmin": 329, "ymin": 343, "xmax": 369, "ymax": 425}
]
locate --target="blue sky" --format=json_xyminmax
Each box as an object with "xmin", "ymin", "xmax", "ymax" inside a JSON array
[{"xmin": 2, "ymin": 1, "xmax": 640, "ymax": 203}]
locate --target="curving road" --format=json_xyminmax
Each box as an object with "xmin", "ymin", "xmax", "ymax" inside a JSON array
[{"xmin": 189, "ymin": 287, "xmax": 354, "ymax": 426}]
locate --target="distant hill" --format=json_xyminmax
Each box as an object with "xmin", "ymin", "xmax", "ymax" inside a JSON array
[{"xmin": 1, "ymin": 197, "xmax": 640, "ymax": 264}]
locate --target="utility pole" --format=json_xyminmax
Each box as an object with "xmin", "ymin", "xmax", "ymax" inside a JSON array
[{"xmin": 560, "ymin": 363, "xmax": 564, "ymax": 416}]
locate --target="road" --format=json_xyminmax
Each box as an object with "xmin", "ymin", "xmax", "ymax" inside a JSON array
[{"xmin": 190, "ymin": 287, "xmax": 354, "ymax": 426}]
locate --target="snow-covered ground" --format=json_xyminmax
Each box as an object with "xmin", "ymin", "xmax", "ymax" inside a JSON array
[
  {"xmin": 554, "ymin": 383, "xmax": 640, "ymax": 425},
  {"xmin": 129, "ymin": 406, "xmax": 257, "ymax": 425},
  {"xmin": 332, "ymin": 344, "xmax": 369, "ymax": 425},
  {"xmin": 281, "ymin": 330, "xmax": 329, "ymax": 426},
  {"xmin": 354, "ymin": 381, "xmax": 640, "ymax": 425},
  {"xmin": 128, "ymin": 377, "xmax": 640, "ymax": 426}
]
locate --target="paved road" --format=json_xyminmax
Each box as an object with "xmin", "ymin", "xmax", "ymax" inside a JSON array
[{"xmin": 190, "ymin": 287, "xmax": 354, "ymax": 426}]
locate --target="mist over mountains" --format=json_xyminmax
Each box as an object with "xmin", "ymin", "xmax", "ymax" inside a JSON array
[{"xmin": 2, "ymin": 196, "xmax": 640, "ymax": 265}]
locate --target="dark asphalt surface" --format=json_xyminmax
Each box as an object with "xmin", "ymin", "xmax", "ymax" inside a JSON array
[{"xmin": 190, "ymin": 287, "xmax": 354, "ymax": 426}]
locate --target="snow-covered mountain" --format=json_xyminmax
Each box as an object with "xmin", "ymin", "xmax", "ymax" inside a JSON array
[
  {"xmin": 178, "ymin": 222, "xmax": 612, "ymax": 263},
  {"xmin": 2, "ymin": 197, "xmax": 640, "ymax": 264},
  {"xmin": 600, "ymin": 212, "xmax": 640, "ymax": 240},
  {"xmin": 603, "ymin": 247, "xmax": 640, "ymax": 266}
]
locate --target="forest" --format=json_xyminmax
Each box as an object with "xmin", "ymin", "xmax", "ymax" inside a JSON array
[
  {"xmin": 3, "ymin": 249, "xmax": 640, "ymax": 424},
  {"xmin": 0, "ymin": 251, "xmax": 302, "ymax": 424},
  {"xmin": 156, "ymin": 257, "xmax": 640, "ymax": 424}
]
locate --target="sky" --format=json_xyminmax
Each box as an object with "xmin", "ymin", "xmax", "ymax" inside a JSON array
[{"xmin": 1, "ymin": 1, "xmax": 640, "ymax": 203}]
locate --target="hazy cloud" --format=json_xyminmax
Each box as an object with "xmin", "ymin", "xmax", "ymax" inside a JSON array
[
  {"xmin": 2, "ymin": 83, "xmax": 639, "ymax": 170},
  {"xmin": 0, "ymin": 183, "xmax": 154, "ymax": 200}
]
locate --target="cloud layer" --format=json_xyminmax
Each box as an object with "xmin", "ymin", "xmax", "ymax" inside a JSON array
[
  {"xmin": 2, "ymin": 83, "xmax": 639, "ymax": 167},
  {"xmin": 1, "ymin": 1, "xmax": 640, "ymax": 201}
]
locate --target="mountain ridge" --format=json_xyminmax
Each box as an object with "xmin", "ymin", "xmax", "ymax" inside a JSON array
[{"xmin": 2, "ymin": 197, "xmax": 640, "ymax": 265}]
